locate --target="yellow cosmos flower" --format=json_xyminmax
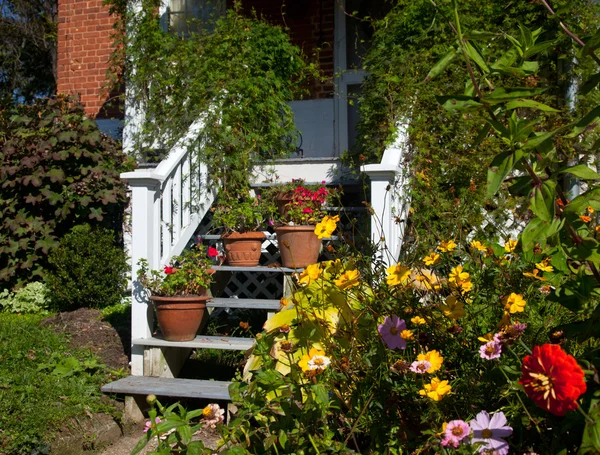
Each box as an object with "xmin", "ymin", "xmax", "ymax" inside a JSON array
[
  {"xmin": 423, "ymin": 252, "xmax": 441, "ymax": 266},
  {"xmin": 280, "ymin": 297, "xmax": 291, "ymax": 309},
  {"xmin": 322, "ymin": 215, "xmax": 340, "ymax": 224},
  {"xmin": 334, "ymin": 269, "xmax": 360, "ymax": 289},
  {"xmin": 440, "ymin": 295, "xmax": 465, "ymax": 319},
  {"xmin": 411, "ymin": 269, "xmax": 442, "ymax": 292},
  {"xmin": 298, "ymin": 263, "xmax": 322, "ymax": 285},
  {"xmin": 386, "ymin": 264, "xmax": 411, "ymax": 286},
  {"xmin": 314, "ymin": 220, "xmax": 336, "ymax": 239},
  {"xmin": 400, "ymin": 329, "xmax": 414, "ymax": 341},
  {"xmin": 437, "ymin": 240, "xmax": 457, "ymax": 253},
  {"xmin": 535, "ymin": 258, "xmax": 553, "ymax": 273},
  {"xmin": 448, "ymin": 265, "xmax": 472, "ymax": 294},
  {"xmin": 411, "ymin": 316, "xmax": 427, "ymax": 325},
  {"xmin": 419, "ymin": 377, "xmax": 451, "ymax": 401},
  {"xmin": 470, "ymin": 240, "xmax": 487, "ymax": 252},
  {"xmin": 504, "ymin": 293, "xmax": 526, "ymax": 313},
  {"xmin": 504, "ymin": 239, "xmax": 517, "ymax": 253},
  {"xmin": 478, "ymin": 333, "xmax": 494, "ymax": 343},
  {"xmin": 417, "ymin": 350, "xmax": 443, "ymax": 373},
  {"xmin": 523, "ymin": 269, "xmax": 547, "ymax": 281},
  {"xmin": 298, "ymin": 347, "xmax": 329, "ymax": 373}
]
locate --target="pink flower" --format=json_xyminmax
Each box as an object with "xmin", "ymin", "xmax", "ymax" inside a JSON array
[
  {"xmin": 377, "ymin": 315, "xmax": 407, "ymax": 350},
  {"xmin": 480, "ymin": 340, "xmax": 502, "ymax": 360},
  {"xmin": 302, "ymin": 208, "xmax": 314, "ymax": 214},
  {"xmin": 207, "ymin": 247, "xmax": 219, "ymax": 258},
  {"xmin": 164, "ymin": 266, "xmax": 174, "ymax": 275},
  {"xmin": 444, "ymin": 420, "xmax": 470, "ymax": 447},
  {"xmin": 268, "ymin": 219, "xmax": 274, "ymax": 226},
  {"xmin": 410, "ymin": 360, "xmax": 431, "ymax": 374},
  {"xmin": 143, "ymin": 417, "xmax": 162, "ymax": 433},
  {"xmin": 470, "ymin": 411, "xmax": 512, "ymax": 454}
]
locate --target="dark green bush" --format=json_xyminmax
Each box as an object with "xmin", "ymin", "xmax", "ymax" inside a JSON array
[
  {"xmin": 45, "ymin": 224, "xmax": 128, "ymax": 311},
  {"xmin": 0, "ymin": 95, "xmax": 130, "ymax": 288}
]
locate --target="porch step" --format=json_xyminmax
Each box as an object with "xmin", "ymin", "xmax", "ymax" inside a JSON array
[
  {"xmin": 102, "ymin": 376, "xmax": 231, "ymax": 401},
  {"xmin": 132, "ymin": 335, "xmax": 255, "ymax": 351},
  {"xmin": 212, "ymin": 264, "xmax": 299, "ymax": 272},
  {"xmin": 208, "ymin": 297, "xmax": 280, "ymax": 311}
]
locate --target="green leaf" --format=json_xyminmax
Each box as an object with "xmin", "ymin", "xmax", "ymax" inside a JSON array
[
  {"xmin": 424, "ymin": 48, "xmax": 457, "ymax": 82},
  {"xmin": 279, "ymin": 429, "xmax": 288, "ymax": 449},
  {"xmin": 563, "ymin": 188, "xmax": 600, "ymax": 216},
  {"xmin": 177, "ymin": 424, "xmax": 192, "ymax": 445},
  {"xmin": 436, "ymin": 95, "xmax": 483, "ymax": 112},
  {"xmin": 557, "ymin": 164, "xmax": 600, "ymax": 180},
  {"xmin": 464, "ymin": 42, "xmax": 489, "ymax": 74},
  {"xmin": 521, "ymin": 217, "xmax": 563, "ymax": 251},
  {"xmin": 130, "ymin": 433, "xmax": 153, "ymax": 455},
  {"xmin": 483, "ymin": 87, "xmax": 547, "ymax": 103},
  {"xmin": 579, "ymin": 398, "xmax": 600, "ymax": 454},
  {"xmin": 580, "ymin": 73, "xmax": 600, "ymax": 96},
  {"xmin": 486, "ymin": 149, "xmax": 525, "ymax": 198},
  {"xmin": 563, "ymin": 238, "xmax": 600, "ymax": 263},
  {"xmin": 529, "ymin": 180, "xmax": 556, "ymax": 222},
  {"xmin": 463, "ymin": 30, "xmax": 499, "ymax": 41},
  {"xmin": 567, "ymin": 105, "xmax": 600, "ymax": 138},
  {"xmin": 505, "ymin": 99, "xmax": 559, "ymax": 112},
  {"xmin": 521, "ymin": 127, "xmax": 565, "ymax": 152},
  {"xmin": 546, "ymin": 276, "xmax": 597, "ymax": 313},
  {"xmin": 508, "ymin": 176, "xmax": 533, "ymax": 197},
  {"xmin": 523, "ymin": 40, "xmax": 556, "ymax": 59},
  {"xmin": 581, "ymin": 29, "xmax": 600, "ymax": 58}
]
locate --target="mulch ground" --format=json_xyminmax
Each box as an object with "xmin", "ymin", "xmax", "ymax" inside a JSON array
[{"xmin": 41, "ymin": 308, "xmax": 130, "ymax": 371}]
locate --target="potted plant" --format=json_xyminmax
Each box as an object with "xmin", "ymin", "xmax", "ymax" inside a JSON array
[
  {"xmin": 266, "ymin": 180, "xmax": 339, "ymax": 268},
  {"xmin": 211, "ymin": 191, "xmax": 274, "ymax": 267},
  {"xmin": 137, "ymin": 244, "xmax": 215, "ymax": 341}
]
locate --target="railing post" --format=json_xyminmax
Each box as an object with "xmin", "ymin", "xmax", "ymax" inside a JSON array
[
  {"xmin": 362, "ymin": 131, "xmax": 410, "ymax": 269},
  {"xmin": 123, "ymin": 173, "xmax": 161, "ymax": 377}
]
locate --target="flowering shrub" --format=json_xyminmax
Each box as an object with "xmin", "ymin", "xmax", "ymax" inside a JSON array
[
  {"xmin": 218, "ymin": 237, "xmax": 597, "ymax": 454},
  {"xmin": 132, "ymin": 395, "xmax": 224, "ymax": 455},
  {"xmin": 137, "ymin": 244, "xmax": 214, "ymax": 297}
]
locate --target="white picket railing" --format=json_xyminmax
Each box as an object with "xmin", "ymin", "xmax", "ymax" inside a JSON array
[
  {"xmin": 362, "ymin": 127, "xmax": 411, "ymax": 269},
  {"xmin": 120, "ymin": 120, "xmax": 215, "ymax": 376}
]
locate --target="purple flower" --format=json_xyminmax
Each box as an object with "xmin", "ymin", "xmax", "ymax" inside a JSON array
[
  {"xmin": 410, "ymin": 360, "xmax": 431, "ymax": 374},
  {"xmin": 470, "ymin": 411, "xmax": 512, "ymax": 454},
  {"xmin": 378, "ymin": 315, "xmax": 407, "ymax": 350},
  {"xmin": 479, "ymin": 340, "xmax": 502, "ymax": 360},
  {"xmin": 443, "ymin": 420, "xmax": 470, "ymax": 447}
]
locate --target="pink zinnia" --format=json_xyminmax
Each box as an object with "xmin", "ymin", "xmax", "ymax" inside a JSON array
[
  {"xmin": 443, "ymin": 420, "xmax": 470, "ymax": 447},
  {"xmin": 302, "ymin": 208, "xmax": 314, "ymax": 214},
  {"xmin": 410, "ymin": 360, "xmax": 431, "ymax": 374},
  {"xmin": 377, "ymin": 315, "xmax": 407, "ymax": 350},
  {"xmin": 480, "ymin": 340, "xmax": 502, "ymax": 360}
]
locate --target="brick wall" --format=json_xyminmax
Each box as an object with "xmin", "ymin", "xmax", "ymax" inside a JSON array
[
  {"xmin": 57, "ymin": 0, "xmax": 121, "ymax": 118},
  {"xmin": 243, "ymin": 0, "xmax": 335, "ymax": 99}
]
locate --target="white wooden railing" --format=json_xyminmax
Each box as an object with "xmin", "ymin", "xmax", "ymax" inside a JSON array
[
  {"xmin": 362, "ymin": 126, "xmax": 411, "ymax": 269},
  {"xmin": 121, "ymin": 119, "xmax": 215, "ymax": 376}
]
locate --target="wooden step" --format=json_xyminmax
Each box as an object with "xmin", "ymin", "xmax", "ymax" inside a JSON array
[
  {"xmin": 101, "ymin": 376, "xmax": 231, "ymax": 401},
  {"xmin": 212, "ymin": 264, "xmax": 299, "ymax": 273},
  {"xmin": 132, "ymin": 335, "xmax": 255, "ymax": 351},
  {"xmin": 208, "ymin": 297, "xmax": 280, "ymax": 310}
]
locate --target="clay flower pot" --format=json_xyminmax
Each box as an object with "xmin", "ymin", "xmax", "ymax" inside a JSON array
[
  {"xmin": 150, "ymin": 295, "xmax": 211, "ymax": 341},
  {"xmin": 275, "ymin": 225, "xmax": 321, "ymax": 268},
  {"xmin": 222, "ymin": 231, "xmax": 266, "ymax": 267}
]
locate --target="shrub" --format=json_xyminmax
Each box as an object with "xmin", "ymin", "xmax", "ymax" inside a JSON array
[
  {"xmin": 45, "ymin": 224, "xmax": 128, "ymax": 311},
  {"xmin": 0, "ymin": 282, "xmax": 49, "ymax": 314},
  {"xmin": 0, "ymin": 96, "xmax": 130, "ymax": 288}
]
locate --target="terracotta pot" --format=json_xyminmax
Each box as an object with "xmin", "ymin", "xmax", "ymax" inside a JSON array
[
  {"xmin": 222, "ymin": 231, "xmax": 266, "ymax": 266},
  {"xmin": 150, "ymin": 295, "xmax": 211, "ymax": 341},
  {"xmin": 275, "ymin": 225, "xmax": 321, "ymax": 268}
]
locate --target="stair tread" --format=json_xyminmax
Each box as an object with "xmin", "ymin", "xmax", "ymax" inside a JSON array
[
  {"xmin": 101, "ymin": 376, "xmax": 231, "ymax": 400},
  {"xmin": 209, "ymin": 298, "xmax": 280, "ymax": 310},
  {"xmin": 132, "ymin": 335, "xmax": 255, "ymax": 351},
  {"xmin": 212, "ymin": 264, "xmax": 300, "ymax": 272}
]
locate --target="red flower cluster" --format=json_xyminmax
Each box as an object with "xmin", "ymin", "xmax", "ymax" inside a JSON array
[
  {"xmin": 292, "ymin": 185, "xmax": 329, "ymax": 205},
  {"xmin": 164, "ymin": 266, "xmax": 175, "ymax": 275},
  {"xmin": 207, "ymin": 247, "xmax": 219, "ymax": 258},
  {"xmin": 519, "ymin": 344, "xmax": 587, "ymax": 416}
]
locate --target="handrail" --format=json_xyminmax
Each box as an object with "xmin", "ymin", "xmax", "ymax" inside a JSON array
[{"xmin": 361, "ymin": 124, "xmax": 411, "ymax": 269}]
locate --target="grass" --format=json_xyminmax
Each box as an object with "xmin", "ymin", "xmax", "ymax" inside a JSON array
[{"xmin": 0, "ymin": 313, "xmax": 117, "ymax": 455}]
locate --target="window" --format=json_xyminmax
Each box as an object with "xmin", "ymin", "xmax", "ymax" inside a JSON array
[{"xmin": 169, "ymin": 0, "xmax": 226, "ymax": 36}]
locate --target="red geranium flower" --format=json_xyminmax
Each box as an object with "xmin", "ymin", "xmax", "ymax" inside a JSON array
[
  {"xmin": 207, "ymin": 247, "xmax": 219, "ymax": 258},
  {"xmin": 164, "ymin": 266, "xmax": 174, "ymax": 275},
  {"xmin": 519, "ymin": 344, "xmax": 587, "ymax": 416}
]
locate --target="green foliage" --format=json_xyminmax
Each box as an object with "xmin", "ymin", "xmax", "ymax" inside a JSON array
[
  {"xmin": 0, "ymin": 281, "xmax": 49, "ymax": 314},
  {"xmin": 137, "ymin": 243, "xmax": 214, "ymax": 297},
  {"xmin": 120, "ymin": 0, "xmax": 318, "ymax": 200},
  {"xmin": 0, "ymin": 313, "xmax": 115, "ymax": 455},
  {"xmin": 0, "ymin": 0, "xmax": 57, "ymax": 103},
  {"xmin": 355, "ymin": 0, "xmax": 600, "ymax": 247},
  {"xmin": 45, "ymin": 224, "xmax": 128, "ymax": 311},
  {"xmin": 0, "ymin": 96, "xmax": 130, "ymax": 288},
  {"xmin": 211, "ymin": 191, "xmax": 272, "ymax": 233}
]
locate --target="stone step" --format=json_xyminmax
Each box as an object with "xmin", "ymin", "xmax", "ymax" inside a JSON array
[
  {"xmin": 208, "ymin": 297, "xmax": 280, "ymax": 311},
  {"xmin": 101, "ymin": 376, "xmax": 231, "ymax": 401},
  {"xmin": 132, "ymin": 335, "xmax": 255, "ymax": 351}
]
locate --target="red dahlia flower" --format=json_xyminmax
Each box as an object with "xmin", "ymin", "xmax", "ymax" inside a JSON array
[{"xmin": 519, "ymin": 344, "xmax": 586, "ymax": 416}]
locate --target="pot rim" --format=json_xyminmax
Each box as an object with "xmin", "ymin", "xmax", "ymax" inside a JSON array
[{"xmin": 221, "ymin": 231, "xmax": 267, "ymax": 240}]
